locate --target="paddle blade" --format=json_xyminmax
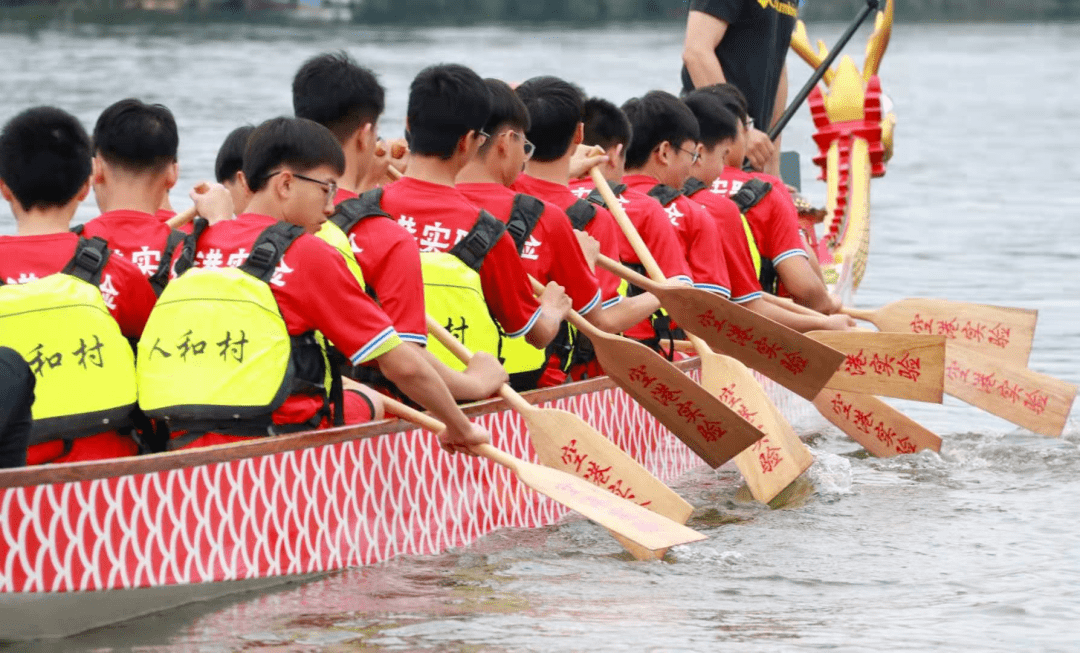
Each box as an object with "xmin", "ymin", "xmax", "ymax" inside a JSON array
[
  {"xmin": 944, "ymin": 343, "xmax": 1077, "ymax": 437},
  {"xmin": 524, "ymin": 406, "xmax": 695, "ymax": 560},
  {"xmin": 812, "ymin": 389, "xmax": 943, "ymax": 457},
  {"xmin": 659, "ymin": 285, "xmax": 846, "ymax": 400},
  {"xmin": 590, "ymin": 332, "xmax": 766, "ymax": 468},
  {"xmin": 510, "ymin": 456, "xmax": 706, "ymax": 551},
  {"xmin": 699, "ymin": 351, "xmax": 815, "ymax": 504},
  {"xmin": 853, "ymin": 298, "xmax": 1036, "ymax": 368},
  {"xmin": 809, "ymin": 331, "xmax": 946, "ymax": 403}
]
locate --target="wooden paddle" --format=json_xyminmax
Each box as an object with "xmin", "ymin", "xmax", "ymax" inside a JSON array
[
  {"xmin": 812, "ymin": 389, "xmax": 942, "ymax": 457},
  {"xmin": 379, "ymin": 396, "xmax": 707, "ymax": 553},
  {"xmin": 595, "ymin": 255, "xmax": 845, "ymax": 401},
  {"xmin": 426, "ymin": 315, "xmax": 694, "ymax": 560},
  {"xmin": 943, "ymin": 342, "xmax": 1076, "ymax": 437},
  {"xmin": 165, "ymin": 206, "xmax": 197, "ymax": 230},
  {"xmin": 527, "ymin": 276, "xmax": 766, "ymax": 470},
  {"xmin": 590, "ymin": 170, "xmax": 813, "ymax": 504},
  {"xmin": 807, "ymin": 331, "xmax": 945, "ymax": 403},
  {"xmin": 842, "ymin": 299, "xmax": 1036, "ymax": 367}
]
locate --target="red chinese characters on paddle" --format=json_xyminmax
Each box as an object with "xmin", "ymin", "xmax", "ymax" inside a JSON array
[
  {"xmin": 627, "ymin": 364, "xmax": 727, "ymax": 444},
  {"xmin": 911, "ymin": 313, "xmax": 1010, "ymax": 350},
  {"xmin": 945, "ymin": 360, "xmax": 1049, "ymax": 415},
  {"xmin": 559, "ymin": 439, "xmax": 652, "ymax": 507},
  {"xmin": 714, "ymin": 381, "xmax": 783, "ymax": 475},
  {"xmin": 826, "ymin": 393, "xmax": 919, "ymax": 455},
  {"xmin": 841, "ymin": 348, "xmax": 922, "ymax": 382},
  {"xmin": 696, "ymin": 310, "xmax": 812, "ymax": 377}
]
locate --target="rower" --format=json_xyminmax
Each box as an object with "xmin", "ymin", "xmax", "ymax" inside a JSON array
[
  {"xmin": 456, "ymin": 80, "xmax": 659, "ymax": 389},
  {"xmin": 698, "ymin": 84, "xmax": 842, "ymax": 315},
  {"xmin": 292, "ymin": 53, "xmax": 508, "ymax": 402},
  {"xmin": 0, "ymin": 106, "xmax": 160, "ymax": 465},
  {"xmin": 682, "ymin": 91, "xmax": 854, "ymax": 331},
  {"xmin": 569, "ymin": 97, "xmax": 694, "ymax": 351},
  {"xmin": 137, "ymin": 117, "xmax": 491, "ymax": 455},
  {"xmin": 79, "ymin": 99, "xmax": 228, "ymax": 293},
  {"xmin": 0, "ymin": 348, "xmax": 33, "ymax": 468},
  {"xmin": 512, "ymin": 76, "xmax": 661, "ymax": 378},
  {"xmin": 214, "ymin": 124, "xmax": 255, "ymax": 213}
]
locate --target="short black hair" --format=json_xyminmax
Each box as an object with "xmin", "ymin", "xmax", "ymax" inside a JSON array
[
  {"xmin": 514, "ymin": 76, "xmax": 585, "ymax": 163},
  {"xmin": 482, "ymin": 78, "xmax": 530, "ymax": 135},
  {"xmin": 92, "ymin": 98, "xmax": 178, "ymax": 172},
  {"xmin": 406, "ymin": 63, "xmax": 491, "ymax": 159},
  {"xmin": 214, "ymin": 125, "xmax": 255, "ymax": 183},
  {"xmin": 582, "ymin": 97, "xmax": 632, "ymax": 153},
  {"xmin": 696, "ymin": 83, "xmax": 749, "ymax": 125},
  {"xmin": 243, "ymin": 117, "xmax": 345, "ymax": 194},
  {"xmin": 292, "ymin": 51, "xmax": 385, "ymax": 144},
  {"xmin": 620, "ymin": 91, "xmax": 701, "ymax": 170},
  {"xmin": 683, "ymin": 90, "xmax": 740, "ymax": 149},
  {"xmin": 0, "ymin": 106, "xmax": 92, "ymax": 211}
]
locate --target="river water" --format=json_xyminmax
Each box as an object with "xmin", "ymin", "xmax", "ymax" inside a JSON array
[{"xmin": 0, "ymin": 18, "xmax": 1078, "ymax": 653}]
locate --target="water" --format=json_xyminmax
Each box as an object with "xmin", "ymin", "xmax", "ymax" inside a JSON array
[{"xmin": 1, "ymin": 19, "xmax": 1079, "ymax": 652}]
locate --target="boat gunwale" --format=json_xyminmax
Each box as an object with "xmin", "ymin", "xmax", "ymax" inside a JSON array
[{"xmin": 0, "ymin": 358, "xmax": 701, "ymax": 490}]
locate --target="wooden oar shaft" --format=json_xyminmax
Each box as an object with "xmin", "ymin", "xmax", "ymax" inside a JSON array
[
  {"xmin": 590, "ymin": 168, "xmax": 666, "ymax": 281},
  {"xmin": 424, "ymin": 314, "xmax": 532, "ymax": 413},
  {"xmin": 166, "ymin": 206, "xmax": 198, "ymax": 230}
]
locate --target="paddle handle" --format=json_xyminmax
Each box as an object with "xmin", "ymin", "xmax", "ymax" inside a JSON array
[
  {"xmin": 166, "ymin": 206, "xmax": 198, "ymax": 230},
  {"xmin": 596, "ymin": 254, "xmax": 664, "ymax": 294},
  {"xmin": 381, "ymin": 395, "xmax": 512, "ymax": 469},
  {"xmin": 589, "ymin": 169, "xmax": 667, "ymax": 281},
  {"xmin": 528, "ymin": 275, "xmax": 602, "ymax": 341},
  {"xmin": 424, "ymin": 314, "xmax": 531, "ymax": 412},
  {"xmin": 840, "ymin": 306, "xmax": 876, "ymax": 322}
]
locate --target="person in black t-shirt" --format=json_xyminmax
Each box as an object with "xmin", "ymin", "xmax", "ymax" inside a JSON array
[
  {"xmin": 681, "ymin": 0, "xmax": 798, "ymax": 176},
  {"xmin": 0, "ymin": 347, "xmax": 34, "ymax": 468}
]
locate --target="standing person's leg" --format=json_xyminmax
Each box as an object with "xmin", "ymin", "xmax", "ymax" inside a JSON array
[{"xmin": 0, "ymin": 347, "xmax": 34, "ymax": 468}]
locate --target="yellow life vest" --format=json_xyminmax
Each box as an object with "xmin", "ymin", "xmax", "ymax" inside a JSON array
[
  {"xmin": 137, "ymin": 220, "xmax": 332, "ymax": 436},
  {"xmin": 728, "ymin": 177, "xmax": 775, "ymax": 292},
  {"xmin": 421, "ymin": 211, "xmax": 506, "ymax": 373},
  {"xmin": 316, "ymin": 221, "xmax": 366, "ymax": 288},
  {"xmin": 0, "ymin": 237, "xmax": 138, "ymax": 445},
  {"xmin": 497, "ymin": 194, "xmax": 549, "ymax": 385}
]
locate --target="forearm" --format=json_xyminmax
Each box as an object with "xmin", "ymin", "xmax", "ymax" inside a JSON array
[
  {"xmin": 378, "ymin": 345, "xmax": 473, "ymax": 435},
  {"xmin": 413, "ymin": 343, "xmax": 484, "ymax": 401},
  {"xmin": 523, "ymin": 307, "xmax": 561, "ymax": 348},
  {"xmin": 743, "ymin": 296, "xmax": 831, "ymax": 333},
  {"xmin": 586, "ymin": 293, "xmax": 661, "ymax": 333},
  {"xmin": 682, "ymin": 11, "xmax": 729, "ymax": 90}
]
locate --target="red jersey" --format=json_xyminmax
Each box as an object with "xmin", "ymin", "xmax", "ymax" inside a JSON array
[
  {"xmin": 181, "ymin": 213, "xmax": 401, "ymax": 426},
  {"xmin": 380, "ymin": 177, "xmax": 541, "ymax": 338},
  {"xmin": 0, "ymin": 232, "xmax": 157, "ymax": 465},
  {"xmin": 457, "ymin": 182, "xmax": 602, "ymax": 316},
  {"xmin": 334, "ymin": 187, "xmax": 427, "ymax": 345},
  {"xmin": 623, "ymin": 175, "xmax": 730, "ymax": 299},
  {"xmin": 155, "ymin": 208, "xmax": 175, "ymax": 223},
  {"xmin": 712, "ymin": 167, "xmax": 808, "ymax": 267},
  {"xmin": 80, "ymin": 209, "xmax": 177, "ymax": 279},
  {"xmin": 568, "ymin": 178, "xmax": 693, "ymax": 285},
  {"xmin": 685, "ymin": 182, "xmax": 764, "ymax": 304},
  {"xmin": 512, "ymin": 173, "xmax": 623, "ymax": 309}
]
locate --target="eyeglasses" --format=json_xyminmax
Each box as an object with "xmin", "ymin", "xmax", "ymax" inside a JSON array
[
  {"xmin": 477, "ymin": 129, "xmax": 491, "ymax": 143},
  {"xmin": 678, "ymin": 145, "xmax": 702, "ymax": 164},
  {"xmin": 501, "ymin": 130, "xmax": 535, "ymax": 158},
  {"xmin": 265, "ymin": 170, "xmax": 337, "ymax": 198}
]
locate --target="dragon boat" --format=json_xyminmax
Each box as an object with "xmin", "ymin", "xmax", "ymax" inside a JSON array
[{"xmin": 0, "ymin": 7, "xmax": 895, "ymax": 641}]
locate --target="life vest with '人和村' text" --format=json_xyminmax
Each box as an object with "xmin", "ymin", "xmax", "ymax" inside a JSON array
[
  {"xmin": 136, "ymin": 220, "xmax": 334, "ymax": 438},
  {"xmin": 0, "ymin": 237, "xmax": 138, "ymax": 445}
]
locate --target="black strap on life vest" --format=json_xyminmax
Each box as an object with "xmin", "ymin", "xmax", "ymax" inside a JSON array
[
  {"xmin": 173, "ymin": 217, "xmax": 210, "ymax": 277},
  {"xmin": 729, "ymin": 178, "xmax": 772, "ymax": 213},
  {"xmin": 70, "ymin": 223, "xmax": 85, "ymax": 235},
  {"xmin": 565, "ymin": 199, "xmax": 597, "ymax": 231},
  {"xmin": 647, "ymin": 184, "xmax": 682, "ymax": 207},
  {"xmin": 450, "ymin": 210, "xmax": 506, "ymax": 271},
  {"xmin": 506, "ymin": 194, "xmax": 545, "ymax": 253},
  {"xmin": 61, "ymin": 236, "xmax": 111, "ymax": 286},
  {"xmin": 147, "ymin": 229, "xmax": 186, "ymax": 297},
  {"xmin": 330, "ymin": 187, "xmax": 391, "ymax": 233},
  {"xmin": 584, "ymin": 182, "xmax": 627, "ymax": 209},
  {"xmin": 240, "ymin": 222, "xmax": 306, "ymax": 282},
  {"xmin": 682, "ymin": 177, "xmax": 709, "ymax": 197}
]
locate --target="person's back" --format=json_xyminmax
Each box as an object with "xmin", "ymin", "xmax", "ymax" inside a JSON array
[
  {"xmin": 139, "ymin": 117, "xmax": 491, "ymax": 454},
  {"xmin": 0, "ymin": 106, "xmax": 157, "ymax": 465},
  {"xmin": 79, "ymin": 99, "xmax": 189, "ymax": 290}
]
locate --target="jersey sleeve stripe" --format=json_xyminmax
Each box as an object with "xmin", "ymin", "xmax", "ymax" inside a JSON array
[
  {"xmin": 576, "ymin": 289, "xmax": 602, "ymax": 317},
  {"xmin": 398, "ymin": 332, "xmax": 429, "ymax": 346},
  {"xmin": 731, "ymin": 291, "xmax": 763, "ymax": 304},
  {"xmin": 694, "ymin": 283, "xmax": 731, "ymax": 299},
  {"xmin": 669, "ymin": 275, "xmax": 694, "ymax": 286},
  {"xmin": 504, "ymin": 307, "xmax": 542, "ymax": 339},
  {"xmin": 350, "ymin": 326, "xmax": 402, "ymax": 365},
  {"xmin": 601, "ymin": 295, "xmax": 623, "ymax": 309},
  {"xmin": 772, "ymin": 248, "xmax": 809, "ymax": 265}
]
